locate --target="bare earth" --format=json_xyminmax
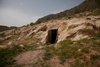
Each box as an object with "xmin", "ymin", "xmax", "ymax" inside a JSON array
[{"xmin": 14, "ymin": 50, "xmax": 44, "ymax": 67}]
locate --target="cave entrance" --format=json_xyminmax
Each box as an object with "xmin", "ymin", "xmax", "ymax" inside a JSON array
[{"xmin": 47, "ymin": 29, "xmax": 58, "ymax": 44}]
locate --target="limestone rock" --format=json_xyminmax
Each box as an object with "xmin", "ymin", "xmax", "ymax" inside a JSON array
[{"xmin": 0, "ymin": 15, "xmax": 100, "ymax": 47}]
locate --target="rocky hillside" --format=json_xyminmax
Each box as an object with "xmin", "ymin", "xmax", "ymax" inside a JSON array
[
  {"xmin": 0, "ymin": 25, "xmax": 17, "ymax": 32},
  {"xmin": 0, "ymin": 15, "xmax": 100, "ymax": 67},
  {"xmin": 0, "ymin": 0, "xmax": 100, "ymax": 67},
  {"xmin": 36, "ymin": 0, "xmax": 100, "ymax": 24}
]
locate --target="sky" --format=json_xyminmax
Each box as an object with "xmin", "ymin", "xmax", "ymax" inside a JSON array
[{"xmin": 0, "ymin": 0, "xmax": 84, "ymax": 27}]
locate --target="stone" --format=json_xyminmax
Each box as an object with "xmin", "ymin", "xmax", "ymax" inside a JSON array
[
  {"xmin": 19, "ymin": 45, "xmax": 24, "ymax": 47},
  {"xmin": 8, "ymin": 41, "xmax": 13, "ymax": 46}
]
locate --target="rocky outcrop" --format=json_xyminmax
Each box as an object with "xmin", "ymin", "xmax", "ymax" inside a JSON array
[
  {"xmin": 38, "ymin": 16, "xmax": 99, "ymax": 43},
  {"xmin": 0, "ymin": 15, "xmax": 100, "ymax": 47}
]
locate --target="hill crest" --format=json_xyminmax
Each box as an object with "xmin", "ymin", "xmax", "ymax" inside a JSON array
[{"xmin": 36, "ymin": 0, "xmax": 100, "ymax": 24}]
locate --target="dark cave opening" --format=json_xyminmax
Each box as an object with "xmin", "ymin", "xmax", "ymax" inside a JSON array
[{"xmin": 47, "ymin": 29, "xmax": 58, "ymax": 44}]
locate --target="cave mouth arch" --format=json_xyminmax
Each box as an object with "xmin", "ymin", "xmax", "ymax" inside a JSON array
[{"xmin": 47, "ymin": 29, "xmax": 58, "ymax": 44}]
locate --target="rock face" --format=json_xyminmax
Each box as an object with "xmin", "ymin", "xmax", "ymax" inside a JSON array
[
  {"xmin": 39, "ymin": 16, "xmax": 100, "ymax": 44},
  {"xmin": 0, "ymin": 15, "xmax": 100, "ymax": 47}
]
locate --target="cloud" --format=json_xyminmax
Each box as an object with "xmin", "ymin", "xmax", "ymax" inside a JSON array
[{"xmin": 0, "ymin": 8, "xmax": 41, "ymax": 26}]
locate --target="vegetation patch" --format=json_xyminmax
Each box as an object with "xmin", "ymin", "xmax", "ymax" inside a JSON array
[
  {"xmin": 57, "ymin": 40, "xmax": 82, "ymax": 64},
  {"xmin": 90, "ymin": 9, "xmax": 100, "ymax": 16},
  {"xmin": 1, "ymin": 32, "xmax": 100, "ymax": 67},
  {"xmin": 93, "ymin": 32, "xmax": 100, "ymax": 38},
  {"xmin": 81, "ymin": 47, "xmax": 89, "ymax": 54},
  {"xmin": 43, "ymin": 46, "xmax": 55, "ymax": 61},
  {"xmin": 0, "ymin": 33, "xmax": 5, "ymax": 37},
  {"xmin": 42, "ymin": 32, "xmax": 100, "ymax": 66},
  {"xmin": 90, "ymin": 54, "xmax": 100, "ymax": 61},
  {"xmin": 0, "ymin": 45, "xmax": 38, "ymax": 67}
]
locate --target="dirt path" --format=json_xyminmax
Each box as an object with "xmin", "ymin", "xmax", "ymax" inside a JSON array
[{"xmin": 14, "ymin": 50, "xmax": 44, "ymax": 67}]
